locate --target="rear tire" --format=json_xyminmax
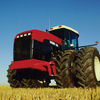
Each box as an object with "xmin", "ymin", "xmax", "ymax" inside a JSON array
[
  {"xmin": 52, "ymin": 50, "xmax": 76, "ymax": 88},
  {"xmin": 76, "ymin": 47, "xmax": 100, "ymax": 87}
]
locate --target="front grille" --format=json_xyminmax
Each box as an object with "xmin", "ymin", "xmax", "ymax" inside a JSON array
[{"xmin": 14, "ymin": 36, "xmax": 32, "ymax": 61}]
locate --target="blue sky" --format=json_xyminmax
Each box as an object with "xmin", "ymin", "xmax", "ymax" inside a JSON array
[{"xmin": 0, "ymin": 0, "xmax": 100, "ymax": 85}]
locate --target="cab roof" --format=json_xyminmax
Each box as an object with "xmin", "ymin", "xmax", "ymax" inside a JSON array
[{"xmin": 49, "ymin": 25, "xmax": 79, "ymax": 35}]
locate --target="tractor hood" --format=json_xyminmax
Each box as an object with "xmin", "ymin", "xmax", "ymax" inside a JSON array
[{"xmin": 15, "ymin": 30, "xmax": 62, "ymax": 46}]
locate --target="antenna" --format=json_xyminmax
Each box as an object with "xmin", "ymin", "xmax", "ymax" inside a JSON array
[
  {"xmin": 49, "ymin": 17, "xmax": 51, "ymax": 29},
  {"xmin": 46, "ymin": 17, "xmax": 51, "ymax": 32}
]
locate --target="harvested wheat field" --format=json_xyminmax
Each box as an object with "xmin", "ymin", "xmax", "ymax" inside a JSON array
[{"xmin": 0, "ymin": 85, "xmax": 100, "ymax": 100}]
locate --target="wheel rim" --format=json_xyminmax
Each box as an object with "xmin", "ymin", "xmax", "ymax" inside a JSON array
[{"xmin": 94, "ymin": 56, "xmax": 100, "ymax": 81}]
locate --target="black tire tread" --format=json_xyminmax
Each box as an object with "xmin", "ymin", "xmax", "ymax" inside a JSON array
[
  {"xmin": 52, "ymin": 50, "xmax": 76, "ymax": 88},
  {"xmin": 76, "ymin": 47, "xmax": 100, "ymax": 87},
  {"xmin": 7, "ymin": 69, "xmax": 49, "ymax": 88}
]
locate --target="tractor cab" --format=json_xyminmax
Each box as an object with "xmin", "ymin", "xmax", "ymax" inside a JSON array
[{"xmin": 49, "ymin": 25, "xmax": 79, "ymax": 50}]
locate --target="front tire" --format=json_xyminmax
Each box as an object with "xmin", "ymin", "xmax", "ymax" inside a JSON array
[
  {"xmin": 52, "ymin": 50, "xmax": 76, "ymax": 88},
  {"xmin": 21, "ymin": 79, "xmax": 50, "ymax": 88},
  {"xmin": 7, "ymin": 69, "xmax": 22, "ymax": 88},
  {"xmin": 7, "ymin": 69, "xmax": 50, "ymax": 88}
]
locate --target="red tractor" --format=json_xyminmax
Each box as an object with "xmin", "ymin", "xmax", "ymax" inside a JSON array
[{"xmin": 7, "ymin": 25, "xmax": 100, "ymax": 88}]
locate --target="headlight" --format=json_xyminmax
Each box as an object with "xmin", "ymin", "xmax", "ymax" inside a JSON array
[{"xmin": 50, "ymin": 41, "xmax": 56, "ymax": 45}]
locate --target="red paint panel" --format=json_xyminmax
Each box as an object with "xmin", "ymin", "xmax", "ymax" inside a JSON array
[
  {"xmin": 15, "ymin": 30, "xmax": 62, "ymax": 45},
  {"xmin": 9, "ymin": 59, "xmax": 49, "ymax": 71},
  {"xmin": 32, "ymin": 30, "xmax": 62, "ymax": 45},
  {"xmin": 9, "ymin": 59, "xmax": 57, "ymax": 76}
]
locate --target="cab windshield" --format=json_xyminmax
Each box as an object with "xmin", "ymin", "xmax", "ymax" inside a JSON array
[{"xmin": 49, "ymin": 28, "xmax": 79, "ymax": 49}]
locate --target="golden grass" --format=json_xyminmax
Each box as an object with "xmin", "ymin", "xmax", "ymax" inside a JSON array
[{"xmin": 0, "ymin": 85, "xmax": 100, "ymax": 100}]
